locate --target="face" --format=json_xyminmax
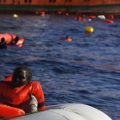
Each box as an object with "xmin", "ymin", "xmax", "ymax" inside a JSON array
[{"xmin": 12, "ymin": 67, "xmax": 32, "ymax": 88}]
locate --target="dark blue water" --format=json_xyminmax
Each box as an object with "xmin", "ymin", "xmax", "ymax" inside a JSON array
[{"xmin": 0, "ymin": 14, "xmax": 120, "ymax": 120}]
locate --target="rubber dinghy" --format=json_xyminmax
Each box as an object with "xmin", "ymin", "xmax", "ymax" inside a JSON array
[{"xmin": 15, "ymin": 103, "xmax": 112, "ymax": 120}]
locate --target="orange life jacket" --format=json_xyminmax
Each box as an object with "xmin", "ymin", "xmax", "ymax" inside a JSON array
[
  {"xmin": 0, "ymin": 103, "xmax": 25, "ymax": 118},
  {"xmin": 1, "ymin": 76, "xmax": 45, "ymax": 110},
  {"xmin": 0, "ymin": 75, "xmax": 45, "ymax": 118},
  {"xmin": 0, "ymin": 33, "xmax": 14, "ymax": 44},
  {"xmin": 0, "ymin": 33, "xmax": 24, "ymax": 47}
]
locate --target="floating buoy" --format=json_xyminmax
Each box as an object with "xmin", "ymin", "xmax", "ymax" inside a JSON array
[
  {"xmin": 88, "ymin": 18, "xmax": 92, "ymax": 22},
  {"xmin": 85, "ymin": 26, "xmax": 94, "ymax": 33},
  {"xmin": 104, "ymin": 19, "xmax": 114, "ymax": 24},
  {"xmin": 13, "ymin": 14, "xmax": 18, "ymax": 18},
  {"xmin": 97, "ymin": 15, "xmax": 106, "ymax": 20}
]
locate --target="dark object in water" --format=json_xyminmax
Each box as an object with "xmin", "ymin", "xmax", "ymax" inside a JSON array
[{"xmin": 0, "ymin": 37, "xmax": 7, "ymax": 49}]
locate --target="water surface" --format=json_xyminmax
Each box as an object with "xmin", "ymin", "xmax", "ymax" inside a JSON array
[{"xmin": 0, "ymin": 14, "xmax": 120, "ymax": 120}]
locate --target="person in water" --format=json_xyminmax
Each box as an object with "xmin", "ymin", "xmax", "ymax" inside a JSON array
[
  {"xmin": 65, "ymin": 35, "xmax": 73, "ymax": 42},
  {"xmin": 10, "ymin": 36, "xmax": 19, "ymax": 44},
  {"xmin": 0, "ymin": 37, "xmax": 7, "ymax": 49},
  {"xmin": 0, "ymin": 33, "xmax": 24, "ymax": 47},
  {"xmin": 0, "ymin": 33, "xmax": 16, "ymax": 44},
  {"xmin": 0, "ymin": 66, "xmax": 46, "ymax": 118}
]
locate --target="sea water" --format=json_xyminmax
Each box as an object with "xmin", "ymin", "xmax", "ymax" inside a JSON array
[{"xmin": 0, "ymin": 14, "xmax": 120, "ymax": 120}]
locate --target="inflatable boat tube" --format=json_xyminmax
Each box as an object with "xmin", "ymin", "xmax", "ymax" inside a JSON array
[{"xmin": 15, "ymin": 103, "xmax": 112, "ymax": 120}]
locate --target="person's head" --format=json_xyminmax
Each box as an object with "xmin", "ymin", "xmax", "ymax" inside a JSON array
[
  {"xmin": 12, "ymin": 66, "xmax": 32, "ymax": 88},
  {"xmin": 1, "ymin": 37, "xmax": 5, "ymax": 43}
]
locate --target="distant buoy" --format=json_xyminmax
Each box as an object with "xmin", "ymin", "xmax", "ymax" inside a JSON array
[
  {"xmin": 97, "ymin": 15, "xmax": 106, "ymax": 20},
  {"xmin": 88, "ymin": 18, "xmax": 92, "ymax": 22},
  {"xmin": 13, "ymin": 14, "xmax": 18, "ymax": 18},
  {"xmin": 85, "ymin": 26, "xmax": 94, "ymax": 33}
]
